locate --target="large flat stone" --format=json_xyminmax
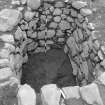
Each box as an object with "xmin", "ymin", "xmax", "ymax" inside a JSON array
[{"xmin": 0, "ymin": 9, "xmax": 22, "ymax": 32}]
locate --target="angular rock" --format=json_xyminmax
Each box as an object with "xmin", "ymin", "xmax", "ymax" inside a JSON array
[
  {"xmin": 101, "ymin": 46, "xmax": 105, "ymax": 54},
  {"xmin": 41, "ymin": 84, "xmax": 61, "ymax": 105},
  {"xmin": 27, "ymin": 41, "xmax": 38, "ymax": 51},
  {"xmin": 17, "ymin": 84, "xmax": 36, "ymax": 105},
  {"xmin": 70, "ymin": 9, "xmax": 77, "ymax": 17},
  {"xmin": 0, "ymin": 34, "xmax": 14, "ymax": 44},
  {"xmin": 56, "ymin": 30, "xmax": 64, "ymax": 37},
  {"xmin": 46, "ymin": 30, "xmax": 55, "ymax": 38},
  {"xmin": 58, "ymin": 37, "xmax": 65, "ymax": 43},
  {"xmin": 46, "ymin": 40, "xmax": 54, "ymax": 45},
  {"xmin": 54, "ymin": 1, "xmax": 65, "ymax": 8},
  {"xmin": 27, "ymin": 0, "xmax": 41, "ymax": 10},
  {"xmin": 80, "ymin": 8, "xmax": 92, "ymax": 16},
  {"xmin": 93, "ymin": 40, "xmax": 100, "ymax": 51},
  {"xmin": 21, "ymin": 0, "xmax": 27, "ymax": 4},
  {"xmin": 77, "ymin": 28, "xmax": 83, "ymax": 41},
  {"xmin": 72, "ymin": 1, "xmax": 87, "ymax": 9},
  {"xmin": 34, "ymin": 47, "xmax": 46, "ymax": 53},
  {"xmin": 59, "ymin": 20, "xmax": 70, "ymax": 30},
  {"xmin": 0, "ymin": 49, "xmax": 11, "ymax": 59},
  {"xmin": 53, "ymin": 8, "xmax": 62, "ymax": 15},
  {"xmin": 49, "ymin": 22, "xmax": 58, "ymax": 29},
  {"xmin": 39, "ymin": 40, "xmax": 45, "ymax": 46},
  {"xmin": 88, "ymin": 23, "xmax": 95, "ymax": 30},
  {"xmin": 14, "ymin": 27, "xmax": 24, "ymax": 40},
  {"xmin": 37, "ymin": 30, "xmax": 46, "ymax": 39},
  {"xmin": 100, "ymin": 59, "xmax": 105, "ymax": 69},
  {"xmin": 98, "ymin": 50, "xmax": 104, "ymax": 60},
  {"xmin": 0, "ymin": 68, "xmax": 12, "ymax": 83},
  {"xmin": 64, "ymin": 45, "xmax": 69, "ymax": 54},
  {"xmin": 0, "ymin": 59, "xmax": 10, "ymax": 68},
  {"xmin": 24, "ymin": 10, "xmax": 35, "ymax": 21},
  {"xmin": 0, "ymin": 9, "xmax": 22, "ymax": 32},
  {"xmin": 53, "ymin": 16, "xmax": 61, "ymax": 23}
]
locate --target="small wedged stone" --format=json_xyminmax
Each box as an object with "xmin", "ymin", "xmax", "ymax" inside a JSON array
[
  {"xmin": 72, "ymin": 1, "xmax": 87, "ymax": 9},
  {"xmin": 56, "ymin": 30, "xmax": 64, "ymax": 37},
  {"xmin": 80, "ymin": 8, "xmax": 92, "ymax": 16},
  {"xmin": 0, "ymin": 68, "xmax": 12, "ymax": 83},
  {"xmin": 57, "ymin": 37, "xmax": 65, "ymax": 43},
  {"xmin": 24, "ymin": 10, "xmax": 35, "ymax": 21},
  {"xmin": 34, "ymin": 47, "xmax": 46, "ymax": 53},
  {"xmin": 0, "ymin": 9, "xmax": 22, "ymax": 32},
  {"xmin": 27, "ymin": 0, "xmax": 41, "ymax": 10},
  {"xmin": 53, "ymin": 16, "xmax": 61, "ymax": 23},
  {"xmin": 0, "ymin": 34, "xmax": 14, "ymax": 44}
]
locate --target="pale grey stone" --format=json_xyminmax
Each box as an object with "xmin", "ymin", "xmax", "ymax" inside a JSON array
[
  {"xmin": 72, "ymin": 1, "xmax": 87, "ymax": 9},
  {"xmin": 54, "ymin": 1, "xmax": 65, "ymax": 8},
  {"xmin": 80, "ymin": 8, "xmax": 92, "ymax": 16},
  {"xmin": 58, "ymin": 37, "xmax": 65, "ymax": 43},
  {"xmin": 98, "ymin": 50, "xmax": 104, "ymax": 60},
  {"xmin": 0, "ymin": 34, "xmax": 14, "ymax": 44},
  {"xmin": 70, "ymin": 9, "xmax": 77, "ymax": 17},
  {"xmin": 46, "ymin": 40, "xmax": 54, "ymax": 45},
  {"xmin": 53, "ymin": 8, "xmax": 62, "ymax": 15},
  {"xmin": 34, "ymin": 47, "xmax": 46, "ymax": 53},
  {"xmin": 46, "ymin": 30, "xmax": 55, "ymax": 38},
  {"xmin": 37, "ymin": 31, "xmax": 46, "ymax": 39},
  {"xmin": 24, "ymin": 10, "xmax": 35, "ymax": 21},
  {"xmin": 27, "ymin": 0, "xmax": 41, "ymax": 10},
  {"xmin": 0, "ymin": 68, "xmax": 12, "ymax": 83},
  {"xmin": 0, "ymin": 9, "xmax": 22, "ymax": 32},
  {"xmin": 49, "ymin": 22, "xmax": 58, "ymax": 29},
  {"xmin": 0, "ymin": 59, "xmax": 10, "ymax": 68},
  {"xmin": 53, "ymin": 16, "xmax": 61, "ymax": 23}
]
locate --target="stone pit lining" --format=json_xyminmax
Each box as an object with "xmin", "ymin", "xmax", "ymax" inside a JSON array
[{"xmin": 0, "ymin": 0, "xmax": 104, "ymax": 104}]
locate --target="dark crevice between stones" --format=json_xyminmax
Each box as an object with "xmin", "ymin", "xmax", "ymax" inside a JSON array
[{"xmin": 21, "ymin": 48, "xmax": 76, "ymax": 93}]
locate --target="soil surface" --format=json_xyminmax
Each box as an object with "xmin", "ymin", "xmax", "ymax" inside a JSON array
[{"xmin": 21, "ymin": 48, "xmax": 76, "ymax": 93}]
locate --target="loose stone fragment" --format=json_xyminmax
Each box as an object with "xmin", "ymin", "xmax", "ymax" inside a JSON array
[
  {"xmin": 27, "ymin": 0, "xmax": 41, "ymax": 10},
  {"xmin": 0, "ymin": 34, "xmax": 14, "ymax": 44},
  {"xmin": 24, "ymin": 10, "xmax": 35, "ymax": 21},
  {"xmin": 98, "ymin": 50, "xmax": 104, "ymax": 60},
  {"xmin": 72, "ymin": 1, "xmax": 87, "ymax": 9},
  {"xmin": 0, "ymin": 68, "xmax": 12, "ymax": 83},
  {"xmin": 53, "ymin": 16, "xmax": 61, "ymax": 23},
  {"xmin": 49, "ymin": 22, "xmax": 58, "ymax": 29},
  {"xmin": 46, "ymin": 30, "xmax": 55, "ymax": 38},
  {"xmin": 59, "ymin": 20, "xmax": 70, "ymax": 30},
  {"xmin": 53, "ymin": 8, "xmax": 62, "ymax": 15},
  {"xmin": 80, "ymin": 8, "xmax": 92, "ymax": 16},
  {"xmin": 0, "ymin": 9, "xmax": 22, "ymax": 32}
]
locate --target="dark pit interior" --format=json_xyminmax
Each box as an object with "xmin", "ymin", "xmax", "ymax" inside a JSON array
[{"xmin": 21, "ymin": 48, "xmax": 76, "ymax": 93}]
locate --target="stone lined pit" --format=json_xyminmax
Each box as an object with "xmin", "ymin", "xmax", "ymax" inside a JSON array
[{"xmin": 0, "ymin": 0, "xmax": 104, "ymax": 104}]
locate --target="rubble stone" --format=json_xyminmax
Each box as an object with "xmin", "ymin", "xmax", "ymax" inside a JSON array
[
  {"xmin": 54, "ymin": 1, "xmax": 65, "ymax": 8},
  {"xmin": 37, "ymin": 31, "xmax": 46, "ymax": 39},
  {"xmin": 0, "ymin": 68, "xmax": 12, "ymax": 83},
  {"xmin": 80, "ymin": 8, "xmax": 92, "ymax": 16},
  {"xmin": 59, "ymin": 20, "xmax": 70, "ymax": 30},
  {"xmin": 53, "ymin": 8, "xmax": 62, "ymax": 15},
  {"xmin": 27, "ymin": 0, "xmax": 41, "ymax": 10},
  {"xmin": 0, "ymin": 59, "xmax": 10, "ymax": 68},
  {"xmin": 0, "ymin": 34, "xmax": 14, "ymax": 44},
  {"xmin": 46, "ymin": 30, "xmax": 55, "ymax": 38},
  {"xmin": 53, "ymin": 16, "xmax": 61, "ymax": 23},
  {"xmin": 0, "ymin": 9, "xmax": 22, "ymax": 32},
  {"xmin": 49, "ymin": 22, "xmax": 58, "ymax": 29},
  {"xmin": 24, "ymin": 10, "xmax": 35, "ymax": 21},
  {"xmin": 72, "ymin": 1, "xmax": 87, "ymax": 9},
  {"xmin": 98, "ymin": 50, "xmax": 104, "ymax": 60}
]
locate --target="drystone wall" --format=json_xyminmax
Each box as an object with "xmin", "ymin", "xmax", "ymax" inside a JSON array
[{"xmin": 0, "ymin": 0, "xmax": 104, "ymax": 104}]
